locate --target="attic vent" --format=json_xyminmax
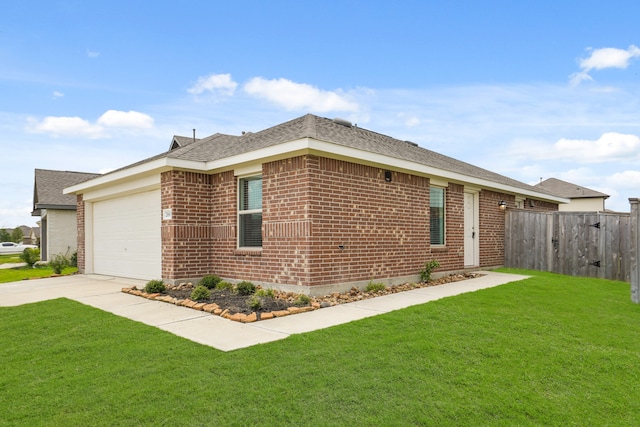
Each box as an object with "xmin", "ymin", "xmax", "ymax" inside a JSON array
[
  {"xmin": 333, "ymin": 117, "xmax": 352, "ymax": 127},
  {"xmin": 404, "ymin": 140, "xmax": 419, "ymax": 147}
]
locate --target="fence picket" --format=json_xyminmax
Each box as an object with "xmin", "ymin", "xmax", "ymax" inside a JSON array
[{"xmin": 505, "ymin": 210, "xmax": 632, "ymax": 282}]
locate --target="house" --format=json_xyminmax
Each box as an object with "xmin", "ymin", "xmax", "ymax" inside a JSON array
[
  {"xmin": 534, "ymin": 178, "xmax": 609, "ymax": 212},
  {"xmin": 65, "ymin": 114, "xmax": 566, "ymax": 294},
  {"xmin": 32, "ymin": 169, "xmax": 101, "ymax": 261},
  {"xmin": 19, "ymin": 225, "xmax": 40, "ymax": 245}
]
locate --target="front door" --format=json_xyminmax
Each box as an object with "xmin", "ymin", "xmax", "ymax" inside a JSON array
[{"xmin": 464, "ymin": 192, "xmax": 478, "ymax": 266}]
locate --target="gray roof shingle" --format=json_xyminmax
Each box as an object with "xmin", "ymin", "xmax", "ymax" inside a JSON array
[
  {"xmin": 85, "ymin": 114, "xmax": 560, "ymax": 199},
  {"xmin": 33, "ymin": 169, "xmax": 102, "ymax": 215},
  {"xmin": 534, "ymin": 178, "xmax": 609, "ymax": 199}
]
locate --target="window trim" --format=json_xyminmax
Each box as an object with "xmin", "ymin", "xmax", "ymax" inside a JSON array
[
  {"xmin": 237, "ymin": 174, "xmax": 263, "ymax": 249},
  {"xmin": 429, "ymin": 186, "xmax": 446, "ymax": 246}
]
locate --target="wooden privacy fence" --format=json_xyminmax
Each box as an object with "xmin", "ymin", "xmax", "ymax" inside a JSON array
[{"xmin": 505, "ymin": 209, "xmax": 631, "ymax": 282}]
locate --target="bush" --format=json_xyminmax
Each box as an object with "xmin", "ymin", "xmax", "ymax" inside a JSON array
[
  {"xmin": 216, "ymin": 281, "xmax": 234, "ymax": 291},
  {"xmin": 256, "ymin": 288, "xmax": 276, "ymax": 298},
  {"xmin": 144, "ymin": 280, "xmax": 166, "ymax": 293},
  {"xmin": 190, "ymin": 285, "xmax": 211, "ymax": 302},
  {"xmin": 20, "ymin": 248, "xmax": 40, "ymax": 268},
  {"xmin": 199, "ymin": 275, "xmax": 221, "ymax": 289},
  {"xmin": 419, "ymin": 260, "xmax": 440, "ymax": 282},
  {"xmin": 247, "ymin": 295, "xmax": 262, "ymax": 311},
  {"xmin": 294, "ymin": 294, "xmax": 311, "ymax": 306},
  {"xmin": 48, "ymin": 254, "xmax": 70, "ymax": 274},
  {"xmin": 70, "ymin": 251, "xmax": 78, "ymax": 267},
  {"xmin": 366, "ymin": 282, "xmax": 387, "ymax": 292},
  {"xmin": 236, "ymin": 281, "xmax": 256, "ymax": 296}
]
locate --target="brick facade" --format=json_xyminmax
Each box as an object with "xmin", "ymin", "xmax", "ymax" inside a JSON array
[{"xmin": 150, "ymin": 154, "xmax": 559, "ymax": 292}]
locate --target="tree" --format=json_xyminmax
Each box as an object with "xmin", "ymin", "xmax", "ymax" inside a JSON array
[
  {"xmin": 0, "ymin": 228, "xmax": 10, "ymax": 242},
  {"xmin": 10, "ymin": 227, "xmax": 23, "ymax": 243}
]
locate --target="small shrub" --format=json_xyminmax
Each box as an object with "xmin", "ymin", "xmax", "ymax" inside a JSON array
[
  {"xmin": 144, "ymin": 279, "xmax": 166, "ymax": 293},
  {"xmin": 256, "ymin": 288, "xmax": 276, "ymax": 298},
  {"xmin": 216, "ymin": 281, "xmax": 234, "ymax": 291},
  {"xmin": 294, "ymin": 294, "xmax": 311, "ymax": 306},
  {"xmin": 199, "ymin": 274, "xmax": 221, "ymax": 289},
  {"xmin": 247, "ymin": 295, "xmax": 262, "ymax": 311},
  {"xmin": 20, "ymin": 248, "xmax": 40, "ymax": 268},
  {"xmin": 70, "ymin": 251, "xmax": 78, "ymax": 267},
  {"xmin": 48, "ymin": 254, "xmax": 70, "ymax": 274},
  {"xmin": 366, "ymin": 281, "xmax": 386, "ymax": 293},
  {"xmin": 419, "ymin": 260, "xmax": 440, "ymax": 282},
  {"xmin": 191, "ymin": 285, "xmax": 211, "ymax": 302},
  {"xmin": 236, "ymin": 281, "xmax": 256, "ymax": 296}
]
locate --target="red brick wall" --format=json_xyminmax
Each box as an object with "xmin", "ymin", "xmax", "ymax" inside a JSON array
[
  {"xmin": 156, "ymin": 155, "xmax": 558, "ymax": 288},
  {"xmin": 76, "ymin": 194, "xmax": 85, "ymax": 273},
  {"xmin": 161, "ymin": 170, "xmax": 213, "ymax": 279},
  {"xmin": 305, "ymin": 156, "xmax": 437, "ymax": 286}
]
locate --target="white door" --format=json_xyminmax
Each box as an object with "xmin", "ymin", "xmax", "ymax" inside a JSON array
[
  {"xmin": 464, "ymin": 192, "xmax": 478, "ymax": 267},
  {"xmin": 92, "ymin": 190, "xmax": 161, "ymax": 280}
]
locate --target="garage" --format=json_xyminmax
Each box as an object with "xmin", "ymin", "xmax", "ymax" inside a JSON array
[{"xmin": 92, "ymin": 189, "xmax": 161, "ymax": 280}]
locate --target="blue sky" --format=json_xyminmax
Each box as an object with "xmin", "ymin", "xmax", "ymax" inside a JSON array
[{"xmin": 2, "ymin": 0, "xmax": 640, "ymax": 228}]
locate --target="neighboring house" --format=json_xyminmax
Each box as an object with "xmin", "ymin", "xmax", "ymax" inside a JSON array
[
  {"xmin": 19, "ymin": 225, "xmax": 40, "ymax": 245},
  {"xmin": 32, "ymin": 169, "xmax": 101, "ymax": 261},
  {"xmin": 534, "ymin": 178, "xmax": 609, "ymax": 212},
  {"xmin": 65, "ymin": 114, "xmax": 567, "ymax": 294}
]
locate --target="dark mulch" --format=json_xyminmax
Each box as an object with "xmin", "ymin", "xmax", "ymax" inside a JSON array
[{"xmin": 160, "ymin": 272, "xmax": 480, "ymax": 316}]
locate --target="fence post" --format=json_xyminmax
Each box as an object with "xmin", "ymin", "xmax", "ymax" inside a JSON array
[{"xmin": 631, "ymin": 198, "xmax": 640, "ymax": 303}]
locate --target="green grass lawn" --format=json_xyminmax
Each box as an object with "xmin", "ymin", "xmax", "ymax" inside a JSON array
[
  {"xmin": 1, "ymin": 269, "xmax": 639, "ymax": 426},
  {"xmin": 0, "ymin": 265, "xmax": 78, "ymax": 284},
  {"xmin": 0, "ymin": 254, "xmax": 22, "ymax": 265}
]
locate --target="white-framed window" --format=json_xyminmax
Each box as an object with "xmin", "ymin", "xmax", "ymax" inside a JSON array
[
  {"xmin": 238, "ymin": 175, "xmax": 262, "ymax": 248},
  {"xmin": 430, "ymin": 186, "xmax": 445, "ymax": 245}
]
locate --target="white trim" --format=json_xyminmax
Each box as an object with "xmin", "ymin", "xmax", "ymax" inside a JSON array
[
  {"xmin": 65, "ymin": 136, "xmax": 569, "ymax": 205},
  {"xmin": 429, "ymin": 178, "xmax": 448, "ymax": 187},
  {"xmin": 234, "ymin": 163, "xmax": 262, "ymax": 177},
  {"xmin": 79, "ymin": 174, "xmax": 160, "ymax": 202}
]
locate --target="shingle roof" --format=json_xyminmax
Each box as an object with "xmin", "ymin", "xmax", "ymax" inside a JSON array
[
  {"xmin": 79, "ymin": 114, "xmax": 560, "ymax": 199},
  {"xmin": 33, "ymin": 169, "xmax": 102, "ymax": 215},
  {"xmin": 534, "ymin": 178, "xmax": 609, "ymax": 199},
  {"xmin": 161, "ymin": 114, "xmax": 556, "ymax": 195}
]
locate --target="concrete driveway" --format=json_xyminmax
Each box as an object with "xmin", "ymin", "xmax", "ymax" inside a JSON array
[{"xmin": 0, "ymin": 271, "xmax": 530, "ymax": 351}]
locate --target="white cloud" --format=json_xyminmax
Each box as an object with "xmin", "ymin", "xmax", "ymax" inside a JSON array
[
  {"xmin": 52, "ymin": 91, "xmax": 64, "ymax": 99},
  {"xmin": 243, "ymin": 77, "xmax": 359, "ymax": 113},
  {"xmin": 552, "ymin": 132, "xmax": 640, "ymax": 163},
  {"xmin": 26, "ymin": 116, "xmax": 105, "ymax": 139},
  {"xmin": 570, "ymin": 45, "xmax": 640, "ymax": 86},
  {"xmin": 606, "ymin": 170, "xmax": 640, "ymax": 190},
  {"xmin": 519, "ymin": 132, "xmax": 640, "ymax": 164},
  {"xmin": 188, "ymin": 73, "xmax": 237, "ymax": 95},
  {"xmin": 26, "ymin": 110, "xmax": 154, "ymax": 138},
  {"xmin": 97, "ymin": 110, "xmax": 154, "ymax": 129},
  {"xmin": 86, "ymin": 49, "xmax": 100, "ymax": 58}
]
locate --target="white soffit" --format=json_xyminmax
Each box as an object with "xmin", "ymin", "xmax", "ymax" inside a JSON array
[{"xmin": 64, "ymin": 136, "xmax": 568, "ymax": 204}]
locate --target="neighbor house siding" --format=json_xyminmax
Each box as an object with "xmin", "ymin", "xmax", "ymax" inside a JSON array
[
  {"xmin": 76, "ymin": 194, "xmax": 85, "ymax": 273},
  {"xmin": 44, "ymin": 210, "xmax": 78, "ymax": 260}
]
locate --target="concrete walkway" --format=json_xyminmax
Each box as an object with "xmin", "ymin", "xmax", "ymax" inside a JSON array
[{"xmin": 0, "ymin": 271, "xmax": 530, "ymax": 352}]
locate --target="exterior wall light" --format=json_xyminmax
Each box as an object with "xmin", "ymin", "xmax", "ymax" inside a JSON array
[{"xmin": 498, "ymin": 201, "xmax": 507, "ymax": 210}]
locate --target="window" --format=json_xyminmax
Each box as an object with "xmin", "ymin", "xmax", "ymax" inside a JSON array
[
  {"xmin": 238, "ymin": 175, "xmax": 262, "ymax": 247},
  {"xmin": 430, "ymin": 187, "xmax": 445, "ymax": 245}
]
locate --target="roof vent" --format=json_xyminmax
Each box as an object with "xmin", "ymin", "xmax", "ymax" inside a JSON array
[
  {"xmin": 333, "ymin": 117, "xmax": 352, "ymax": 127},
  {"xmin": 403, "ymin": 140, "xmax": 419, "ymax": 147}
]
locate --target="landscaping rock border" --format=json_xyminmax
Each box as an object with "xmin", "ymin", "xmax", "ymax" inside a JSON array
[{"xmin": 121, "ymin": 272, "xmax": 480, "ymax": 323}]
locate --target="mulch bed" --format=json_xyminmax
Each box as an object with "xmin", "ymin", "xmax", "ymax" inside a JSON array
[{"xmin": 121, "ymin": 272, "xmax": 480, "ymax": 323}]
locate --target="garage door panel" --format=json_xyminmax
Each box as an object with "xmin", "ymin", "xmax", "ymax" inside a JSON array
[{"xmin": 93, "ymin": 190, "xmax": 161, "ymax": 280}]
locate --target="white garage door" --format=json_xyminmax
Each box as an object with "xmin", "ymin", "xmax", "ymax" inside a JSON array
[{"xmin": 92, "ymin": 189, "xmax": 161, "ymax": 280}]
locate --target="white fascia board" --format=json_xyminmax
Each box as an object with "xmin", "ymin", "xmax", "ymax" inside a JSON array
[
  {"xmin": 63, "ymin": 157, "xmax": 207, "ymax": 195},
  {"xmin": 63, "ymin": 136, "xmax": 568, "ymax": 204}
]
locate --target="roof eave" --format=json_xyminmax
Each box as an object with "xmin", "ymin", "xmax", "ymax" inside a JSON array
[{"xmin": 65, "ymin": 136, "xmax": 568, "ymax": 205}]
